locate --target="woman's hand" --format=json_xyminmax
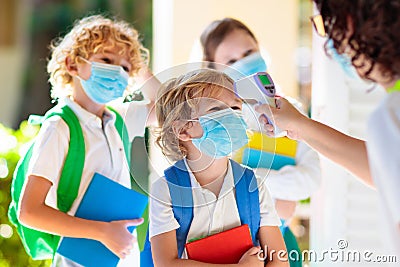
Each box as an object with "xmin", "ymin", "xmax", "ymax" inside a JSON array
[{"xmin": 255, "ymin": 97, "xmax": 310, "ymax": 140}]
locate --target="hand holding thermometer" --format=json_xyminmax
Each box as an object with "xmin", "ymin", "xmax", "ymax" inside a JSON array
[{"xmin": 234, "ymin": 72, "xmax": 287, "ymax": 137}]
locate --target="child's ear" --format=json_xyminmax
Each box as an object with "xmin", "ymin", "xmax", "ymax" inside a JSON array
[
  {"xmin": 65, "ymin": 56, "xmax": 78, "ymax": 76},
  {"xmin": 172, "ymin": 120, "xmax": 192, "ymax": 141}
]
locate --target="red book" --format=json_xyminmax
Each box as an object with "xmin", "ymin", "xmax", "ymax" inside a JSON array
[{"xmin": 185, "ymin": 224, "xmax": 254, "ymax": 264}]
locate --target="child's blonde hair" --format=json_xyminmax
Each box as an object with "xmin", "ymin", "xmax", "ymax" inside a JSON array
[
  {"xmin": 155, "ymin": 69, "xmax": 234, "ymax": 161},
  {"xmin": 47, "ymin": 14, "xmax": 148, "ymax": 99}
]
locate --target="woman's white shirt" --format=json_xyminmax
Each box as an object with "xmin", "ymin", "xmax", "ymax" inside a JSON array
[{"xmin": 367, "ymin": 91, "xmax": 400, "ymax": 257}]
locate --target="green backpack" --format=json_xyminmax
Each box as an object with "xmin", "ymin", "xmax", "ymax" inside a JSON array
[{"xmin": 8, "ymin": 104, "xmax": 148, "ymax": 260}]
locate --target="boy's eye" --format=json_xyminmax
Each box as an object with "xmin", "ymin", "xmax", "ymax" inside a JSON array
[
  {"xmin": 101, "ymin": 57, "xmax": 112, "ymax": 64},
  {"xmin": 231, "ymin": 106, "xmax": 241, "ymax": 110},
  {"xmin": 122, "ymin": 66, "xmax": 130, "ymax": 73},
  {"xmin": 226, "ymin": 59, "xmax": 237, "ymax": 65},
  {"xmin": 208, "ymin": 106, "xmax": 222, "ymax": 112}
]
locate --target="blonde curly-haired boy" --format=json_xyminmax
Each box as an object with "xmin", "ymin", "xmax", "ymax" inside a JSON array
[
  {"xmin": 18, "ymin": 14, "xmax": 158, "ymax": 267},
  {"xmin": 149, "ymin": 69, "xmax": 288, "ymax": 267}
]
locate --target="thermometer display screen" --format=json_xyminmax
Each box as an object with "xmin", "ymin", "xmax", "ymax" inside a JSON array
[{"xmin": 258, "ymin": 74, "xmax": 272, "ymax": 86}]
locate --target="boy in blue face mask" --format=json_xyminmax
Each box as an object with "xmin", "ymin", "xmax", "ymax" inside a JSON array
[
  {"xmin": 149, "ymin": 69, "xmax": 288, "ymax": 266},
  {"xmin": 17, "ymin": 15, "xmax": 159, "ymax": 266},
  {"xmin": 200, "ymin": 18, "xmax": 321, "ymax": 267}
]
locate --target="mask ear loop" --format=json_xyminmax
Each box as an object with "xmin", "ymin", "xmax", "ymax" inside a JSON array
[
  {"xmin": 183, "ymin": 119, "xmax": 200, "ymax": 141},
  {"xmin": 75, "ymin": 57, "xmax": 92, "ymax": 81},
  {"xmin": 171, "ymin": 119, "xmax": 200, "ymax": 141},
  {"xmin": 77, "ymin": 56, "xmax": 92, "ymax": 65}
]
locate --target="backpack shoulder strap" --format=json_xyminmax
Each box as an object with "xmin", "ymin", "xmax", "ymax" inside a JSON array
[
  {"xmin": 162, "ymin": 159, "xmax": 260, "ymax": 258},
  {"xmin": 230, "ymin": 159, "xmax": 260, "ymax": 245},
  {"xmin": 164, "ymin": 159, "xmax": 194, "ymax": 258},
  {"xmin": 45, "ymin": 105, "xmax": 85, "ymax": 212},
  {"xmin": 107, "ymin": 106, "xmax": 131, "ymax": 165}
]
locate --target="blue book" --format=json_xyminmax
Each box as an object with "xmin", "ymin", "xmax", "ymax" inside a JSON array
[
  {"xmin": 57, "ymin": 173, "xmax": 148, "ymax": 267},
  {"xmin": 242, "ymin": 148, "xmax": 296, "ymax": 170}
]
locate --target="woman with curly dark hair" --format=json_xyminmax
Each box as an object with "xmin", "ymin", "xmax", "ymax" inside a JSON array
[{"xmin": 257, "ymin": 0, "xmax": 400, "ymax": 256}]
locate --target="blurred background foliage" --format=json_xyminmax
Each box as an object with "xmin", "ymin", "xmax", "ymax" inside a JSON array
[
  {"xmin": 0, "ymin": 0, "xmax": 152, "ymax": 266},
  {"xmin": 0, "ymin": 122, "xmax": 47, "ymax": 267},
  {"xmin": 19, "ymin": 0, "xmax": 153, "ymax": 126}
]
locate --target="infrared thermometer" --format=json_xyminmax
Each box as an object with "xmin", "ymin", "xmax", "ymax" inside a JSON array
[{"xmin": 234, "ymin": 72, "xmax": 287, "ymax": 137}]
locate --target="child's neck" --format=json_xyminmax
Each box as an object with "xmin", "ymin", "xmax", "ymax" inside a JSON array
[
  {"xmin": 72, "ymin": 89, "xmax": 105, "ymax": 118},
  {"xmin": 186, "ymin": 154, "xmax": 229, "ymax": 197}
]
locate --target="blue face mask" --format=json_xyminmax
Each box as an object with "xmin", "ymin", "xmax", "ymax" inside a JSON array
[
  {"xmin": 326, "ymin": 39, "xmax": 378, "ymax": 91},
  {"xmin": 79, "ymin": 59, "xmax": 129, "ymax": 104},
  {"xmin": 224, "ymin": 52, "xmax": 267, "ymax": 81},
  {"xmin": 326, "ymin": 39, "xmax": 358, "ymax": 78},
  {"xmin": 191, "ymin": 108, "xmax": 249, "ymax": 159}
]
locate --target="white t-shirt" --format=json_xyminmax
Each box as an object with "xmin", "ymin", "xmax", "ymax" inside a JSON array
[
  {"xmin": 27, "ymin": 97, "xmax": 148, "ymax": 266},
  {"xmin": 149, "ymin": 159, "xmax": 281, "ymax": 259},
  {"xmin": 366, "ymin": 91, "xmax": 400, "ymax": 257}
]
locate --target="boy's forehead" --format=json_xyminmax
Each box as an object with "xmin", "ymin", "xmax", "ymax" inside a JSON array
[
  {"xmin": 198, "ymin": 88, "xmax": 241, "ymax": 106},
  {"xmin": 89, "ymin": 43, "xmax": 131, "ymax": 63},
  {"xmin": 96, "ymin": 41, "xmax": 129, "ymax": 53},
  {"xmin": 207, "ymin": 82, "xmax": 234, "ymax": 94}
]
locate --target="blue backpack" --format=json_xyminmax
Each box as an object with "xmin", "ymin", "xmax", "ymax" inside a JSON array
[{"xmin": 140, "ymin": 159, "xmax": 261, "ymax": 266}]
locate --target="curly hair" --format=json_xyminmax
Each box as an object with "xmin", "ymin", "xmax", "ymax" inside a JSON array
[
  {"xmin": 314, "ymin": 0, "xmax": 400, "ymax": 81},
  {"xmin": 155, "ymin": 69, "xmax": 234, "ymax": 161},
  {"xmin": 200, "ymin": 17, "xmax": 258, "ymax": 63},
  {"xmin": 47, "ymin": 14, "xmax": 149, "ymax": 99}
]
